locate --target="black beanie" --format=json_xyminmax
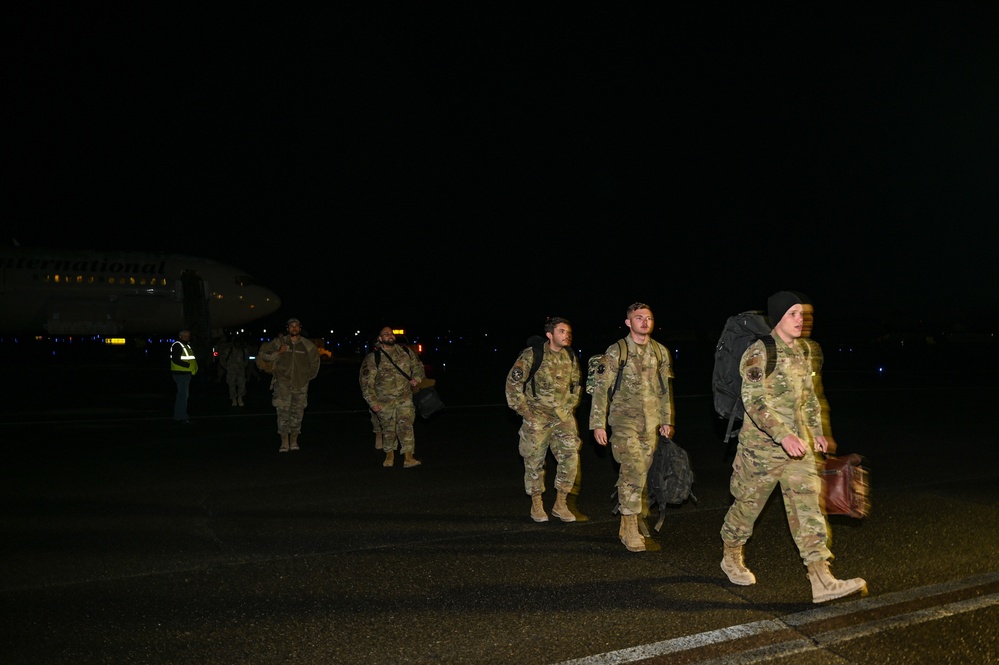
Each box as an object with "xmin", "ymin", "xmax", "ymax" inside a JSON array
[{"xmin": 768, "ymin": 291, "xmax": 802, "ymax": 327}]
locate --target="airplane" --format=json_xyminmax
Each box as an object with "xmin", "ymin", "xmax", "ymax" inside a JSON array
[{"xmin": 0, "ymin": 246, "xmax": 282, "ymax": 342}]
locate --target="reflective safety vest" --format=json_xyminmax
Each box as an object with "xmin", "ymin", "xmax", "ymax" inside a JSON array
[{"xmin": 170, "ymin": 341, "xmax": 199, "ymax": 374}]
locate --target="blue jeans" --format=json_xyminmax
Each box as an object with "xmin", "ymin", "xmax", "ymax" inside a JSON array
[{"xmin": 173, "ymin": 373, "xmax": 192, "ymax": 421}]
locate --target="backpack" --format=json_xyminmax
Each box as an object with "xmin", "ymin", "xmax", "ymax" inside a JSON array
[
  {"xmin": 711, "ymin": 311, "xmax": 777, "ymax": 442},
  {"xmin": 256, "ymin": 335, "xmax": 290, "ymax": 374},
  {"xmin": 646, "ymin": 436, "xmax": 698, "ymax": 531},
  {"xmin": 521, "ymin": 335, "xmax": 577, "ymax": 396},
  {"xmin": 585, "ymin": 338, "xmax": 666, "ymax": 397},
  {"xmin": 611, "ymin": 435, "xmax": 697, "ymax": 533},
  {"xmin": 256, "ymin": 341, "xmax": 275, "ymax": 374}
]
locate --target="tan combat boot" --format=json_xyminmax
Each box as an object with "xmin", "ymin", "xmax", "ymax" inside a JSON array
[
  {"xmin": 721, "ymin": 544, "xmax": 756, "ymax": 585},
  {"xmin": 806, "ymin": 560, "xmax": 868, "ymax": 603},
  {"xmin": 551, "ymin": 491, "xmax": 576, "ymax": 523},
  {"xmin": 404, "ymin": 452, "xmax": 422, "ymax": 468},
  {"xmin": 231, "ymin": 398, "xmax": 238, "ymax": 407},
  {"xmin": 374, "ymin": 433, "xmax": 383, "ymax": 450},
  {"xmin": 237, "ymin": 396, "xmax": 244, "ymax": 407},
  {"xmin": 619, "ymin": 514, "xmax": 646, "ymax": 552},
  {"xmin": 278, "ymin": 434, "xmax": 290, "ymax": 453},
  {"xmin": 289, "ymin": 432, "xmax": 300, "ymax": 451},
  {"xmin": 383, "ymin": 450, "xmax": 394, "ymax": 467},
  {"xmin": 530, "ymin": 493, "xmax": 548, "ymax": 522}
]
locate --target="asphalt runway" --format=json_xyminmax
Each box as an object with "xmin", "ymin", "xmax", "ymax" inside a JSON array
[{"xmin": 1, "ymin": 352, "xmax": 997, "ymax": 664}]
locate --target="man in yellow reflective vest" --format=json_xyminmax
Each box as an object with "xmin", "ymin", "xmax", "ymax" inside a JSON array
[{"xmin": 170, "ymin": 329, "xmax": 199, "ymax": 424}]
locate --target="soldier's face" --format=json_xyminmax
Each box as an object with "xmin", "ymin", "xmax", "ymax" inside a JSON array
[
  {"xmin": 288, "ymin": 322, "xmax": 302, "ymax": 337},
  {"xmin": 379, "ymin": 328, "xmax": 396, "ymax": 346},
  {"xmin": 549, "ymin": 324, "xmax": 572, "ymax": 348},
  {"xmin": 626, "ymin": 309, "xmax": 654, "ymax": 334},
  {"xmin": 776, "ymin": 305, "xmax": 804, "ymax": 340}
]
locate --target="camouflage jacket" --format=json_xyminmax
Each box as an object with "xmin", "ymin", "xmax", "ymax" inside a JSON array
[
  {"xmin": 588, "ymin": 336, "xmax": 674, "ymax": 432},
  {"xmin": 739, "ymin": 334, "xmax": 822, "ymax": 445},
  {"xmin": 359, "ymin": 345, "xmax": 426, "ymax": 408},
  {"xmin": 505, "ymin": 344, "xmax": 581, "ymax": 422}
]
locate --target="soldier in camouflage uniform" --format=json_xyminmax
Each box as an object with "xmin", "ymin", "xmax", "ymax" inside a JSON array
[
  {"xmin": 259, "ymin": 318, "xmax": 320, "ymax": 453},
  {"xmin": 589, "ymin": 303, "xmax": 674, "ymax": 552},
  {"xmin": 360, "ymin": 326, "xmax": 426, "ymax": 468},
  {"xmin": 220, "ymin": 334, "xmax": 249, "ymax": 407},
  {"xmin": 505, "ymin": 316, "xmax": 583, "ymax": 523},
  {"xmin": 720, "ymin": 291, "xmax": 867, "ymax": 603}
]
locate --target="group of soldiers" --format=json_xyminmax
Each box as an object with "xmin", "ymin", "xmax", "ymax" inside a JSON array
[{"xmin": 504, "ymin": 296, "xmax": 868, "ymax": 605}]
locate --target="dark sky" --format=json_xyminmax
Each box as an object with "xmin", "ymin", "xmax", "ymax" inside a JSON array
[{"xmin": 6, "ymin": 6, "xmax": 998, "ymax": 343}]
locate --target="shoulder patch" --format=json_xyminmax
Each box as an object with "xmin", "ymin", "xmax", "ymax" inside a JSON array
[
  {"xmin": 511, "ymin": 367, "xmax": 524, "ymax": 381},
  {"xmin": 746, "ymin": 366, "xmax": 764, "ymax": 383}
]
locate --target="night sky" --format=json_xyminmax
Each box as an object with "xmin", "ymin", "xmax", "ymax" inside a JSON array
[{"xmin": 7, "ymin": 6, "xmax": 998, "ymax": 345}]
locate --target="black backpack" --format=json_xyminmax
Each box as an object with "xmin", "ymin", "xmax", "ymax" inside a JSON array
[
  {"xmin": 646, "ymin": 436, "xmax": 697, "ymax": 531},
  {"xmin": 521, "ymin": 335, "xmax": 577, "ymax": 396},
  {"xmin": 711, "ymin": 311, "xmax": 777, "ymax": 442},
  {"xmin": 612, "ymin": 435, "xmax": 697, "ymax": 533}
]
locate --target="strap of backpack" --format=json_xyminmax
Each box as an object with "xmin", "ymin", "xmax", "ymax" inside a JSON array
[
  {"xmin": 526, "ymin": 341, "xmax": 544, "ymax": 396},
  {"xmin": 762, "ymin": 335, "xmax": 777, "ymax": 377},
  {"xmin": 612, "ymin": 338, "xmax": 627, "ymax": 397}
]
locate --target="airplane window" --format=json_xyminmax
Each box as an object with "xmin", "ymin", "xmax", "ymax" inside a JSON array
[{"xmin": 236, "ymin": 276, "xmax": 255, "ymax": 287}]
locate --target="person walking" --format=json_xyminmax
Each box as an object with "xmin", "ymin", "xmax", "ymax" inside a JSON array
[
  {"xmin": 360, "ymin": 326, "xmax": 425, "ymax": 468},
  {"xmin": 589, "ymin": 302, "xmax": 675, "ymax": 552},
  {"xmin": 221, "ymin": 334, "xmax": 250, "ymax": 407},
  {"xmin": 258, "ymin": 318, "xmax": 320, "ymax": 452},
  {"xmin": 170, "ymin": 329, "xmax": 198, "ymax": 424},
  {"xmin": 505, "ymin": 316, "xmax": 583, "ymax": 523},
  {"xmin": 719, "ymin": 291, "xmax": 867, "ymax": 603}
]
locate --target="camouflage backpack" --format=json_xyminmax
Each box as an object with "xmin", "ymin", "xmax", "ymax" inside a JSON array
[
  {"xmin": 256, "ymin": 342, "xmax": 275, "ymax": 374},
  {"xmin": 255, "ymin": 335, "xmax": 290, "ymax": 375}
]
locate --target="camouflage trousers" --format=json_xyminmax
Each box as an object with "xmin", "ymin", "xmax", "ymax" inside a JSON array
[
  {"xmin": 226, "ymin": 367, "xmax": 246, "ymax": 400},
  {"xmin": 720, "ymin": 438, "xmax": 831, "ymax": 564},
  {"xmin": 371, "ymin": 398, "xmax": 417, "ymax": 455},
  {"xmin": 272, "ymin": 383, "xmax": 309, "ymax": 435},
  {"xmin": 608, "ymin": 423, "xmax": 657, "ymax": 516},
  {"xmin": 518, "ymin": 411, "xmax": 581, "ymax": 496}
]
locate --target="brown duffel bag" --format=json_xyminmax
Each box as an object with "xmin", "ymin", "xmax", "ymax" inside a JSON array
[{"xmin": 819, "ymin": 453, "xmax": 871, "ymax": 519}]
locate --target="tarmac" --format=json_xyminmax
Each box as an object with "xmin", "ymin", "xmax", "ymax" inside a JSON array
[{"xmin": 1, "ymin": 350, "xmax": 997, "ymax": 664}]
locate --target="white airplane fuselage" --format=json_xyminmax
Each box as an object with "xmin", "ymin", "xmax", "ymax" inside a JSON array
[{"xmin": 0, "ymin": 248, "xmax": 281, "ymax": 336}]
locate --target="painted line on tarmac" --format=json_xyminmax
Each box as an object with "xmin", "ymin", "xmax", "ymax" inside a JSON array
[{"xmin": 553, "ymin": 571, "xmax": 999, "ymax": 665}]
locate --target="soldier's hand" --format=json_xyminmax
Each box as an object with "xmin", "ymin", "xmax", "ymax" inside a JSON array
[
  {"xmin": 780, "ymin": 434, "xmax": 807, "ymax": 459},
  {"xmin": 593, "ymin": 428, "xmax": 608, "ymax": 446}
]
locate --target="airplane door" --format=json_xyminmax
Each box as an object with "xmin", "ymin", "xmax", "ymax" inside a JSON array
[{"xmin": 181, "ymin": 271, "xmax": 214, "ymax": 367}]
